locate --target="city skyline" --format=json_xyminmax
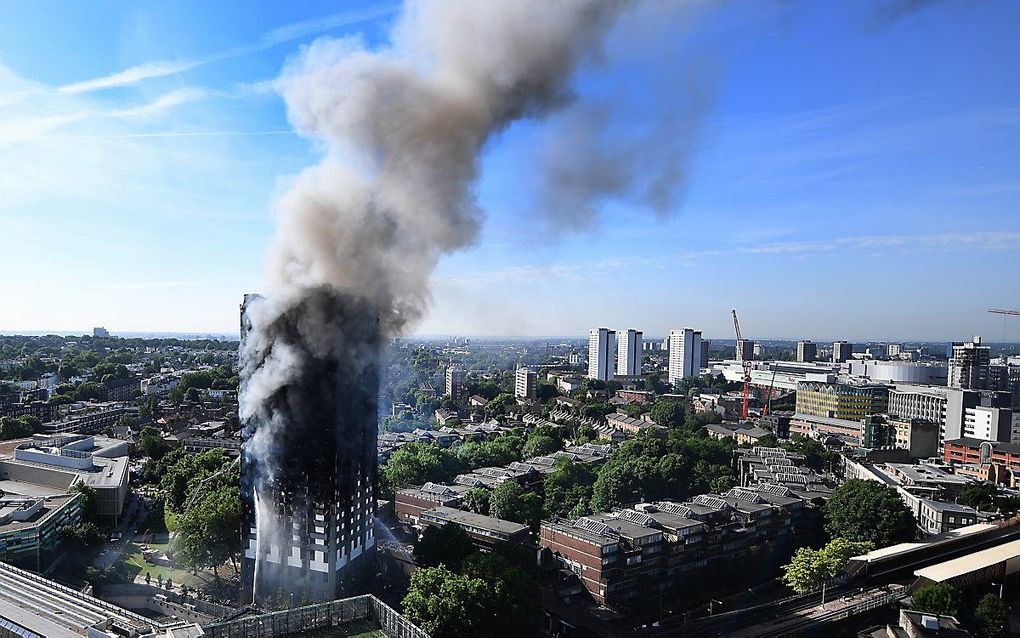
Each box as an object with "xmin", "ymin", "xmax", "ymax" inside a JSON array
[{"xmin": 1, "ymin": 1, "xmax": 1019, "ymax": 340}]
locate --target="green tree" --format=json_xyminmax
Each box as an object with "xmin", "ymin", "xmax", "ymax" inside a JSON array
[
  {"xmin": 522, "ymin": 434, "xmax": 560, "ymax": 458},
  {"xmin": 535, "ymin": 381, "xmax": 559, "ymax": 402},
  {"xmin": 644, "ymin": 373, "xmax": 668, "ymax": 394},
  {"xmin": 489, "ymin": 482, "xmax": 542, "ymax": 529},
  {"xmin": 543, "ymin": 459, "xmax": 597, "ymax": 518},
  {"xmin": 912, "ymin": 582, "xmax": 959, "ymax": 617},
  {"xmin": 461, "ymin": 550, "xmax": 540, "ymax": 637},
  {"xmin": 138, "ymin": 426, "xmax": 172, "ymax": 461},
  {"xmin": 579, "ymin": 402, "xmax": 613, "ymax": 421},
  {"xmin": 402, "ymin": 565, "xmax": 495, "ymax": 638},
  {"xmin": 824, "ymin": 479, "xmax": 916, "ymax": 547},
  {"xmin": 74, "ymin": 382, "xmax": 105, "ymax": 401},
  {"xmin": 462, "ymin": 488, "xmax": 492, "ymax": 516},
  {"xmin": 782, "ymin": 537, "xmax": 873, "ymax": 595},
  {"xmin": 381, "ymin": 443, "xmax": 466, "ymax": 494},
  {"xmin": 782, "ymin": 435, "xmax": 835, "ymax": 471},
  {"xmin": 60, "ymin": 522, "xmax": 105, "ymax": 548},
  {"xmin": 174, "ymin": 483, "xmax": 242, "ymax": 577},
  {"xmin": 456, "ymin": 435, "xmax": 524, "ymax": 469},
  {"xmin": 650, "ymin": 400, "xmax": 684, "ymax": 427},
  {"xmin": 414, "ymin": 523, "xmax": 476, "ymax": 569},
  {"xmin": 485, "ymin": 393, "xmax": 517, "ymax": 418},
  {"xmin": 70, "ymin": 482, "xmax": 99, "ymax": 523},
  {"xmin": 0, "ymin": 416, "xmax": 42, "ymax": 440},
  {"xmin": 974, "ymin": 593, "xmax": 1008, "ymax": 638},
  {"xmin": 958, "ymin": 482, "xmax": 997, "ymax": 511}
]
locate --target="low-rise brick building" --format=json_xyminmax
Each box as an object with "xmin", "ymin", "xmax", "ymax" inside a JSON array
[{"xmin": 540, "ymin": 485, "xmax": 808, "ymax": 607}]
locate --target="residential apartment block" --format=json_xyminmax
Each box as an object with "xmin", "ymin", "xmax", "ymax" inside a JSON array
[
  {"xmin": 948, "ymin": 336, "xmax": 991, "ymax": 390},
  {"xmin": 797, "ymin": 341, "xmax": 817, "ymax": 363},
  {"xmin": 615, "ymin": 329, "xmax": 642, "ymax": 377},
  {"xmin": 668, "ymin": 328, "xmax": 702, "ymax": 386},
  {"xmin": 588, "ymin": 328, "xmax": 616, "ymax": 381}
]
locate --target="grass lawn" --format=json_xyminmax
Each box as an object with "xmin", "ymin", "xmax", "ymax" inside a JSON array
[{"xmin": 119, "ymin": 540, "xmax": 211, "ymax": 588}]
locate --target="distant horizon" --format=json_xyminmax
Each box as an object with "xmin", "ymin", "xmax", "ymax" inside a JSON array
[{"xmin": 3, "ymin": 328, "xmax": 1020, "ymax": 347}]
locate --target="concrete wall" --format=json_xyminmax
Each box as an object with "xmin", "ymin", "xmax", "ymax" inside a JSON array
[
  {"xmin": 99, "ymin": 583, "xmax": 235, "ymax": 624},
  {"xmin": 0, "ymin": 460, "xmax": 76, "ymax": 490}
]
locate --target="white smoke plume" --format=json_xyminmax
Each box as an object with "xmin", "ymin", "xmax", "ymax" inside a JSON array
[
  {"xmin": 263, "ymin": 0, "xmax": 633, "ymax": 332},
  {"xmin": 239, "ymin": 0, "xmax": 648, "ymax": 600}
]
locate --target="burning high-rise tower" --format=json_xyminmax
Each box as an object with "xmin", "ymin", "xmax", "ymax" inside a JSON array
[
  {"xmin": 240, "ymin": 290, "xmax": 380, "ymax": 603},
  {"xmin": 238, "ymin": 0, "xmax": 680, "ymax": 607}
]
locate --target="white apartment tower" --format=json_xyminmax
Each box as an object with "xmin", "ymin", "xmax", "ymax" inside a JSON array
[
  {"xmin": 797, "ymin": 340, "xmax": 817, "ymax": 363},
  {"xmin": 445, "ymin": 365, "xmax": 464, "ymax": 400},
  {"xmin": 616, "ymin": 330, "xmax": 643, "ymax": 377},
  {"xmin": 833, "ymin": 341, "xmax": 854, "ymax": 363},
  {"xmin": 588, "ymin": 328, "xmax": 617, "ymax": 381},
  {"xmin": 515, "ymin": 367, "xmax": 537, "ymax": 400},
  {"xmin": 668, "ymin": 328, "xmax": 703, "ymax": 386}
]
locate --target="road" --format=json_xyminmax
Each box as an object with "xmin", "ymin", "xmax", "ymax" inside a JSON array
[{"xmin": 94, "ymin": 494, "xmax": 149, "ymax": 571}]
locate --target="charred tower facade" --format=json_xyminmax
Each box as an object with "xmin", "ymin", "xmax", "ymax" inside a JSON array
[{"xmin": 240, "ymin": 290, "xmax": 379, "ymax": 604}]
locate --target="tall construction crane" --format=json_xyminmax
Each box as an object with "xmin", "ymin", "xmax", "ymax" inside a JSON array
[
  {"xmin": 731, "ymin": 308, "xmax": 752, "ymax": 420},
  {"xmin": 989, "ymin": 309, "xmax": 1020, "ymax": 346}
]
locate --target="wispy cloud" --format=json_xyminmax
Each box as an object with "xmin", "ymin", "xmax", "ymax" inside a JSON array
[
  {"xmin": 57, "ymin": 3, "xmax": 396, "ymax": 95},
  {"xmin": 735, "ymin": 231, "xmax": 1020, "ymax": 256},
  {"xmin": 0, "ymin": 87, "xmax": 209, "ymax": 145},
  {"xmin": 60, "ymin": 60, "xmax": 202, "ymax": 94},
  {"xmin": 442, "ymin": 230, "xmax": 1020, "ymax": 286}
]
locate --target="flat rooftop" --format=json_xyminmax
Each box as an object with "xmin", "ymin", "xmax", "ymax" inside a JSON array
[
  {"xmin": 422, "ymin": 506, "xmax": 529, "ymax": 536},
  {"xmin": 851, "ymin": 522, "xmax": 997, "ymax": 564},
  {"xmin": 915, "ymin": 538, "xmax": 1020, "ymax": 583},
  {"xmin": 0, "ymin": 494, "xmax": 76, "ymax": 533}
]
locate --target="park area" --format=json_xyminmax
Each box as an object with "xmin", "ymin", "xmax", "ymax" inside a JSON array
[{"xmin": 102, "ymin": 498, "xmax": 235, "ymax": 597}]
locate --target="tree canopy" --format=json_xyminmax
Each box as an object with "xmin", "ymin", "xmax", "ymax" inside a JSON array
[
  {"xmin": 381, "ymin": 443, "xmax": 466, "ymax": 495},
  {"xmin": 138, "ymin": 426, "xmax": 172, "ymax": 461},
  {"xmin": 414, "ymin": 523, "xmax": 475, "ymax": 569},
  {"xmin": 958, "ymin": 482, "xmax": 997, "ymax": 511},
  {"xmin": 650, "ymin": 400, "xmax": 684, "ymax": 428},
  {"xmin": 782, "ymin": 537, "xmax": 873, "ymax": 594},
  {"xmin": 824, "ymin": 479, "xmax": 916, "ymax": 547},
  {"xmin": 589, "ymin": 431, "xmax": 735, "ymax": 512},
  {"xmin": 543, "ymin": 459, "xmax": 596, "ymax": 519},
  {"xmin": 975, "ymin": 594, "xmax": 1008, "ymax": 638},
  {"xmin": 174, "ymin": 481, "xmax": 241, "ymax": 576},
  {"xmin": 462, "ymin": 488, "xmax": 491, "ymax": 516},
  {"xmin": 402, "ymin": 565, "xmax": 495, "ymax": 638},
  {"xmin": 911, "ymin": 582, "xmax": 959, "ymax": 617},
  {"xmin": 403, "ymin": 548, "xmax": 539, "ymax": 638},
  {"xmin": 0, "ymin": 415, "xmax": 42, "ymax": 441},
  {"xmin": 489, "ymin": 482, "xmax": 542, "ymax": 529}
]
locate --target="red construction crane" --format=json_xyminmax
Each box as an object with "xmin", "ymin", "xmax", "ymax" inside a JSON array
[
  {"xmin": 763, "ymin": 364, "xmax": 779, "ymax": 416},
  {"xmin": 731, "ymin": 308, "xmax": 752, "ymax": 420}
]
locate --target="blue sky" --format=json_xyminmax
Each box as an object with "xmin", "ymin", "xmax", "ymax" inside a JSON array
[{"xmin": 0, "ymin": 0, "xmax": 1018, "ymax": 341}]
